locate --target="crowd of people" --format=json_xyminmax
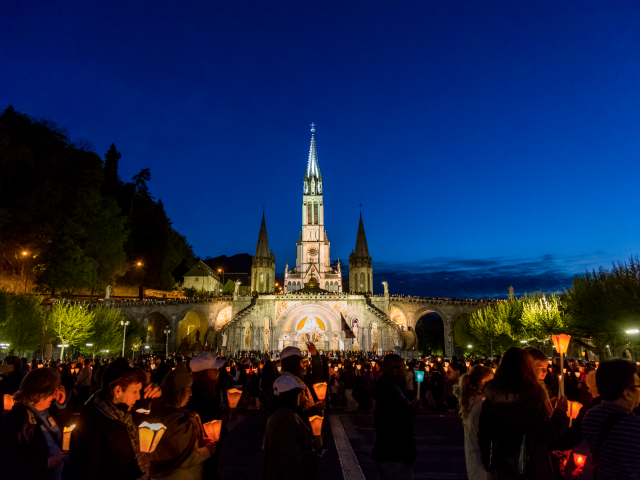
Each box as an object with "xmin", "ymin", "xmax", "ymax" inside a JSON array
[{"xmin": 1, "ymin": 346, "xmax": 639, "ymax": 479}]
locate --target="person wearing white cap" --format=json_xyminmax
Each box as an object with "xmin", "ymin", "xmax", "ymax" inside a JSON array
[
  {"xmin": 279, "ymin": 343, "xmax": 325, "ymax": 417},
  {"xmin": 184, "ymin": 353, "xmax": 228, "ymax": 480},
  {"xmin": 263, "ymin": 376, "xmax": 321, "ymax": 480}
]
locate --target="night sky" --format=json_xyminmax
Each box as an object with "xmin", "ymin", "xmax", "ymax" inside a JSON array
[{"xmin": 2, "ymin": 1, "xmax": 639, "ymax": 298}]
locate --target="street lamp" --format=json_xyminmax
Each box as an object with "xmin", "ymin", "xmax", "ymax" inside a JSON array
[
  {"xmin": 164, "ymin": 328, "xmax": 171, "ymax": 356},
  {"xmin": 626, "ymin": 329, "xmax": 640, "ymax": 334},
  {"xmin": 218, "ymin": 269, "xmax": 224, "ymax": 286},
  {"xmin": 21, "ymin": 251, "xmax": 30, "ymax": 293},
  {"xmin": 121, "ymin": 321, "xmax": 130, "ymax": 357}
]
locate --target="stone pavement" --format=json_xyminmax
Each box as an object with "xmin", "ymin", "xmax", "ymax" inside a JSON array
[{"xmin": 219, "ymin": 408, "xmax": 467, "ymax": 480}]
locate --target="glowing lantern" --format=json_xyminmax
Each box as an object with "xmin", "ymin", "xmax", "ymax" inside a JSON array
[
  {"xmin": 425, "ymin": 366, "xmax": 431, "ymax": 372},
  {"xmin": 567, "ymin": 401, "xmax": 582, "ymax": 426},
  {"xmin": 333, "ymin": 367, "xmax": 338, "ymax": 372},
  {"xmin": 414, "ymin": 371, "xmax": 424, "ymax": 383},
  {"xmin": 563, "ymin": 368, "xmax": 567, "ymax": 374},
  {"xmin": 575, "ymin": 372, "xmax": 581, "ymax": 378},
  {"xmin": 226, "ymin": 388, "xmax": 242, "ymax": 409},
  {"xmin": 138, "ymin": 422, "xmax": 166, "ymax": 453},
  {"xmin": 278, "ymin": 366, "xmax": 282, "ymax": 372},
  {"xmin": 225, "ymin": 366, "xmax": 230, "ymax": 372},
  {"xmin": 573, "ymin": 453, "xmax": 587, "ymax": 469},
  {"xmin": 309, "ymin": 415, "xmax": 323, "ymax": 436},
  {"xmin": 356, "ymin": 364, "xmax": 361, "ymax": 370},
  {"xmin": 3, "ymin": 394, "xmax": 14, "ymax": 411},
  {"xmin": 62, "ymin": 425, "xmax": 76, "ymax": 450},
  {"xmin": 245, "ymin": 369, "xmax": 251, "ymax": 374},
  {"xmin": 551, "ymin": 334, "xmax": 571, "ymax": 354},
  {"xmin": 203, "ymin": 420, "xmax": 222, "ymax": 442},
  {"xmin": 313, "ymin": 382, "xmax": 328, "ymax": 401}
]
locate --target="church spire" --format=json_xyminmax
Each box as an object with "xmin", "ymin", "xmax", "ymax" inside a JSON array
[
  {"xmin": 354, "ymin": 212, "xmax": 370, "ymax": 258},
  {"xmin": 254, "ymin": 212, "xmax": 271, "ymax": 258},
  {"xmin": 303, "ymin": 123, "xmax": 322, "ymax": 194}
]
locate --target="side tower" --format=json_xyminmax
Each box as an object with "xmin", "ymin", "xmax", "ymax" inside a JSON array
[
  {"xmin": 251, "ymin": 213, "xmax": 275, "ymax": 293},
  {"xmin": 349, "ymin": 213, "xmax": 373, "ymax": 293}
]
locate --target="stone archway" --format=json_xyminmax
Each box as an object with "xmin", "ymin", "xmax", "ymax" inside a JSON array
[
  {"xmin": 216, "ymin": 306, "xmax": 232, "ymax": 330},
  {"xmin": 177, "ymin": 311, "xmax": 208, "ymax": 353},
  {"xmin": 276, "ymin": 303, "xmax": 340, "ymax": 351},
  {"xmin": 147, "ymin": 312, "xmax": 170, "ymax": 350},
  {"xmin": 415, "ymin": 312, "xmax": 445, "ymax": 356}
]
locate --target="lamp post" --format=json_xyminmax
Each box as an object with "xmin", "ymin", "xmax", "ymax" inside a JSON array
[
  {"xmin": 136, "ymin": 262, "xmax": 144, "ymax": 300},
  {"xmin": 164, "ymin": 328, "xmax": 171, "ymax": 356},
  {"xmin": 121, "ymin": 320, "xmax": 130, "ymax": 357},
  {"xmin": 21, "ymin": 251, "xmax": 29, "ymax": 293},
  {"xmin": 218, "ymin": 269, "xmax": 224, "ymax": 288}
]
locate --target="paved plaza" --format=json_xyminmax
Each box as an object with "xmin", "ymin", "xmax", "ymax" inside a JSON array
[{"xmin": 219, "ymin": 408, "xmax": 466, "ymax": 480}]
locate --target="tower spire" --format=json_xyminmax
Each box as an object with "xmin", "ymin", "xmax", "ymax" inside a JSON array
[
  {"xmin": 354, "ymin": 212, "xmax": 370, "ymax": 258},
  {"xmin": 255, "ymin": 212, "xmax": 271, "ymax": 258}
]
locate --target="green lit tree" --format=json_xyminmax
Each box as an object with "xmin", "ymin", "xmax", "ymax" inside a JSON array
[
  {"xmin": 520, "ymin": 293, "xmax": 565, "ymax": 341},
  {"xmin": 48, "ymin": 303, "xmax": 95, "ymax": 359},
  {"xmin": 0, "ymin": 293, "xmax": 44, "ymax": 356},
  {"xmin": 80, "ymin": 306, "xmax": 126, "ymax": 357}
]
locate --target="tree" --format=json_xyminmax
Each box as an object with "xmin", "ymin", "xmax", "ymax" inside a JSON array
[
  {"xmin": 80, "ymin": 306, "xmax": 127, "ymax": 357},
  {"xmin": 469, "ymin": 299, "xmax": 523, "ymax": 355},
  {"xmin": 182, "ymin": 286, "xmax": 197, "ymax": 298},
  {"xmin": 47, "ymin": 303, "xmax": 95, "ymax": 359},
  {"xmin": 520, "ymin": 293, "xmax": 565, "ymax": 341},
  {"xmin": 0, "ymin": 292, "xmax": 43, "ymax": 356},
  {"xmin": 221, "ymin": 279, "xmax": 235, "ymax": 294}
]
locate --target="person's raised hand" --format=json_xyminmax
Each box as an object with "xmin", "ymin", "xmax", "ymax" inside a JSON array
[
  {"xmin": 204, "ymin": 440, "xmax": 217, "ymax": 454},
  {"xmin": 307, "ymin": 343, "xmax": 318, "ymax": 356},
  {"xmin": 143, "ymin": 383, "xmax": 162, "ymax": 399}
]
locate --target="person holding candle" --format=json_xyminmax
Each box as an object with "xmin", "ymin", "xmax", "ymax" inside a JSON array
[
  {"xmin": 478, "ymin": 348, "xmax": 568, "ymax": 480},
  {"xmin": 263, "ymin": 376, "xmax": 321, "ymax": 480},
  {"xmin": 582, "ymin": 359, "xmax": 640, "ymax": 479},
  {"xmin": 456, "ymin": 365, "xmax": 493, "ymax": 480},
  {"xmin": 148, "ymin": 363, "xmax": 217, "ymax": 479},
  {"xmin": 0, "ymin": 367, "xmax": 69, "ymax": 480},
  {"xmin": 64, "ymin": 358, "xmax": 162, "ymax": 480}
]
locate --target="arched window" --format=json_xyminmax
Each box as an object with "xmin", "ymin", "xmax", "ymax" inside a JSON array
[
  {"xmin": 307, "ymin": 202, "xmax": 312, "ymax": 225},
  {"xmin": 260, "ymin": 273, "xmax": 264, "ymax": 283},
  {"xmin": 360, "ymin": 272, "xmax": 365, "ymax": 291},
  {"xmin": 266, "ymin": 273, "xmax": 270, "ymax": 291},
  {"xmin": 314, "ymin": 201, "xmax": 318, "ymax": 224}
]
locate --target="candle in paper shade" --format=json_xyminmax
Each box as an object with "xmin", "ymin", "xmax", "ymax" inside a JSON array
[
  {"xmin": 138, "ymin": 422, "xmax": 166, "ymax": 453},
  {"xmin": 277, "ymin": 367, "xmax": 282, "ymax": 372},
  {"xmin": 226, "ymin": 366, "xmax": 231, "ymax": 372},
  {"xmin": 575, "ymin": 372, "xmax": 581, "ymax": 378},
  {"xmin": 3, "ymin": 394, "xmax": 13, "ymax": 411},
  {"xmin": 573, "ymin": 453, "xmax": 587, "ymax": 468},
  {"xmin": 563, "ymin": 368, "xmax": 567, "ymax": 374},
  {"xmin": 313, "ymin": 383, "xmax": 328, "ymax": 401},
  {"xmin": 568, "ymin": 401, "xmax": 582, "ymax": 420},
  {"xmin": 333, "ymin": 367, "xmax": 338, "ymax": 372},
  {"xmin": 414, "ymin": 371, "xmax": 424, "ymax": 383},
  {"xmin": 62, "ymin": 425, "xmax": 75, "ymax": 450},
  {"xmin": 309, "ymin": 415, "xmax": 323, "ymax": 436},
  {"xmin": 226, "ymin": 388, "xmax": 242, "ymax": 409},
  {"xmin": 245, "ymin": 369, "xmax": 251, "ymax": 374},
  {"xmin": 356, "ymin": 364, "xmax": 361, "ymax": 370},
  {"xmin": 425, "ymin": 366, "xmax": 431, "ymax": 372},
  {"xmin": 136, "ymin": 408, "xmax": 151, "ymax": 414},
  {"xmin": 202, "ymin": 420, "xmax": 222, "ymax": 442}
]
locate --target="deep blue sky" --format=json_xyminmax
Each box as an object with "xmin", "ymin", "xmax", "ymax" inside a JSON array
[{"xmin": 2, "ymin": 1, "xmax": 640, "ymax": 297}]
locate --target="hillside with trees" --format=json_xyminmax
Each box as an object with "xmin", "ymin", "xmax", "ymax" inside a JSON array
[{"xmin": 0, "ymin": 106, "xmax": 197, "ymax": 297}]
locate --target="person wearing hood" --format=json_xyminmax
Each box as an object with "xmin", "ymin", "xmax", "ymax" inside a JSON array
[
  {"xmin": 183, "ymin": 354, "xmax": 227, "ymax": 480},
  {"xmin": 371, "ymin": 354, "xmax": 418, "ymax": 480},
  {"xmin": 263, "ymin": 376, "xmax": 321, "ymax": 480},
  {"xmin": 478, "ymin": 348, "xmax": 568, "ymax": 480},
  {"xmin": 148, "ymin": 363, "xmax": 216, "ymax": 480}
]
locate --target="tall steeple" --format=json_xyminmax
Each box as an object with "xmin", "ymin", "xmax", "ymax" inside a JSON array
[
  {"xmin": 349, "ymin": 212, "xmax": 373, "ymax": 293},
  {"xmin": 354, "ymin": 212, "xmax": 370, "ymax": 258},
  {"xmin": 254, "ymin": 212, "xmax": 271, "ymax": 258},
  {"xmin": 303, "ymin": 123, "xmax": 322, "ymax": 195},
  {"xmin": 251, "ymin": 213, "xmax": 275, "ymax": 293}
]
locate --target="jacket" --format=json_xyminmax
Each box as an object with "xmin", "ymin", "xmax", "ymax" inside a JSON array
[
  {"xmin": 478, "ymin": 382, "xmax": 565, "ymax": 480},
  {"xmin": 0, "ymin": 403, "xmax": 68, "ymax": 480},
  {"xmin": 63, "ymin": 396, "xmax": 144, "ymax": 480},
  {"xmin": 371, "ymin": 375, "xmax": 416, "ymax": 465},
  {"xmin": 263, "ymin": 406, "xmax": 319, "ymax": 480}
]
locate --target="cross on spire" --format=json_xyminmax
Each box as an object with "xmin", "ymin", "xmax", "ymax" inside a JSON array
[
  {"xmin": 262, "ymin": 204, "xmax": 266, "ymax": 211},
  {"xmin": 359, "ymin": 203, "xmax": 363, "ymax": 211},
  {"xmin": 310, "ymin": 122, "xmax": 316, "ymax": 133}
]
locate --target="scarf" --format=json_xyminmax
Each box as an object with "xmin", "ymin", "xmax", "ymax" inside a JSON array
[{"xmin": 94, "ymin": 395, "xmax": 140, "ymax": 453}]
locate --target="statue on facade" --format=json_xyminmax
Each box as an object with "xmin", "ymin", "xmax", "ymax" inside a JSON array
[
  {"xmin": 352, "ymin": 319, "xmax": 359, "ymax": 346},
  {"xmin": 244, "ymin": 323, "xmax": 251, "ymax": 349},
  {"xmin": 222, "ymin": 332, "xmax": 228, "ymax": 346},
  {"xmin": 105, "ymin": 285, "xmax": 111, "ymax": 300},
  {"xmin": 508, "ymin": 286, "xmax": 514, "ymax": 299},
  {"xmin": 382, "ymin": 281, "xmax": 389, "ymax": 296}
]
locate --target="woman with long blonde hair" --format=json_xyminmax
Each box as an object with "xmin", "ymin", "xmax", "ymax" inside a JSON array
[{"xmin": 456, "ymin": 365, "xmax": 493, "ymax": 480}]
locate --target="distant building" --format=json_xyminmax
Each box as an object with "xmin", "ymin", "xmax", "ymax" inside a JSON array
[{"xmin": 182, "ymin": 260, "xmax": 221, "ymax": 293}]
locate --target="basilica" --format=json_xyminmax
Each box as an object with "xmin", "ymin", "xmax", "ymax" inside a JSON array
[{"xmin": 116, "ymin": 127, "xmax": 489, "ymax": 357}]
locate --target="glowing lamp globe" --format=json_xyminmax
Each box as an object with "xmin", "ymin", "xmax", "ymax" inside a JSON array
[
  {"xmin": 203, "ymin": 420, "xmax": 222, "ymax": 442},
  {"xmin": 138, "ymin": 422, "xmax": 166, "ymax": 453},
  {"xmin": 309, "ymin": 415, "xmax": 324, "ymax": 436},
  {"xmin": 573, "ymin": 453, "xmax": 587, "ymax": 468},
  {"xmin": 3, "ymin": 394, "xmax": 14, "ymax": 411},
  {"xmin": 551, "ymin": 334, "xmax": 571, "ymax": 354},
  {"xmin": 414, "ymin": 371, "xmax": 425, "ymax": 383},
  {"xmin": 226, "ymin": 388, "xmax": 242, "ymax": 409},
  {"xmin": 62, "ymin": 425, "xmax": 75, "ymax": 450},
  {"xmin": 313, "ymin": 382, "xmax": 328, "ymax": 401}
]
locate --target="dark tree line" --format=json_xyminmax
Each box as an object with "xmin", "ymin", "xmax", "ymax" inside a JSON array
[{"xmin": 0, "ymin": 106, "xmax": 197, "ymax": 296}]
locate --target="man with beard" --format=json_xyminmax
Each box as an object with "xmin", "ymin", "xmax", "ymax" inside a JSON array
[{"xmin": 371, "ymin": 354, "xmax": 417, "ymax": 480}]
